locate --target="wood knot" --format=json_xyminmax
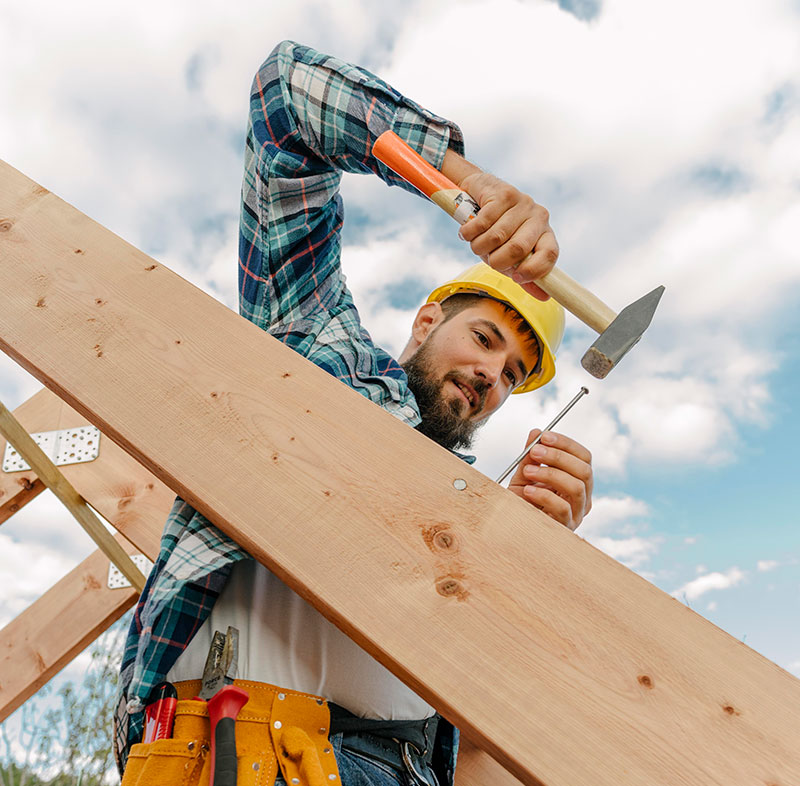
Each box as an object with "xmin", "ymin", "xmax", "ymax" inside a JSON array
[
  {"xmin": 637, "ymin": 675, "xmax": 653, "ymax": 689},
  {"xmin": 323, "ymin": 490, "xmax": 331, "ymax": 497},
  {"xmin": 84, "ymin": 575, "xmax": 101, "ymax": 590},
  {"xmin": 282, "ymin": 372, "xmax": 291, "ymax": 378},
  {"xmin": 144, "ymin": 264, "xmax": 157, "ymax": 271},
  {"xmin": 722, "ymin": 705, "xmax": 740, "ymax": 716},
  {"xmin": 435, "ymin": 576, "xmax": 469, "ymax": 601},
  {"xmin": 94, "ymin": 298, "xmax": 105, "ymax": 306},
  {"xmin": 0, "ymin": 219, "xmax": 13, "ymax": 232},
  {"xmin": 433, "ymin": 530, "xmax": 457, "ymax": 551},
  {"xmin": 422, "ymin": 526, "xmax": 459, "ymax": 554},
  {"xmin": 74, "ymin": 248, "xmax": 84, "ymax": 254},
  {"xmin": 271, "ymin": 452, "xmax": 279, "ymax": 462},
  {"xmin": 35, "ymin": 297, "xmax": 46, "ymax": 308},
  {"xmin": 175, "ymin": 339, "xmax": 181, "ymax": 345},
  {"xmin": 210, "ymin": 392, "xmax": 218, "ymax": 398},
  {"xmin": 93, "ymin": 344, "xmax": 103, "ymax": 358}
]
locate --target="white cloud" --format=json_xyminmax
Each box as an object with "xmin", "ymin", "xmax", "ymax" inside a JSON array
[
  {"xmin": 673, "ymin": 567, "xmax": 746, "ymax": 601},
  {"xmin": 707, "ymin": 601, "xmax": 718, "ymax": 611},
  {"xmin": 684, "ymin": 536, "xmax": 697, "ymax": 545},
  {"xmin": 590, "ymin": 535, "xmax": 660, "ymax": 569},
  {"xmin": 0, "ymin": 532, "xmax": 77, "ymax": 626},
  {"xmin": 757, "ymin": 560, "xmax": 779, "ymax": 572}
]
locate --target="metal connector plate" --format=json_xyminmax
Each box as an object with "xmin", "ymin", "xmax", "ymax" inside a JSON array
[
  {"xmin": 2, "ymin": 426, "xmax": 101, "ymax": 473},
  {"xmin": 107, "ymin": 555, "xmax": 154, "ymax": 589}
]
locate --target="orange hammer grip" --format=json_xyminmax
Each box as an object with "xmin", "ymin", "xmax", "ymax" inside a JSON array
[{"xmin": 372, "ymin": 131, "xmax": 458, "ymax": 198}]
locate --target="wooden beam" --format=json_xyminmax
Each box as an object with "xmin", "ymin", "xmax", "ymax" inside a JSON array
[
  {"xmin": 0, "ymin": 474, "xmax": 44, "ymax": 524},
  {"xmin": 0, "ymin": 399, "xmax": 147, "ymax": 591},
  {"xmin": 0, "ymin": 394, "xmax": 53, "ymax": 524},
  {"xmin": 0, "ymin": 387, "xmax": 173, "ymax": 556},
  {"xmin": 0, "ymin": 535, "xmax": 140, "ymax": 721},
  {"xmin": 1, "ymin": 160, "xmax": 798, "ymax": 786}
]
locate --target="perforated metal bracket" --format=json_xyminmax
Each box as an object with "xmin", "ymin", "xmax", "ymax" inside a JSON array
[
  {"xmin": 108, "ymin": 555, "xmax": 153, "ymax": 589},
  {"xmin": 2, "ymin": 425, "xmax": 101, "ymax": 473}
]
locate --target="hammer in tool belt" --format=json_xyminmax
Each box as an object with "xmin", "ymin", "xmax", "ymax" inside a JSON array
[
  {"xmin": 197, "ymin": 627, "xmax": 249, "ymax": 786},
  {"xmin": 372, "ymin": 131, "xmax": 665, "ymax": 378}
]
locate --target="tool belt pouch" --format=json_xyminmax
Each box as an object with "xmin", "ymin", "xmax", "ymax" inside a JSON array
[{"xmin": 121, "ymin": 680, "xmax": 342, "ymax": 786}]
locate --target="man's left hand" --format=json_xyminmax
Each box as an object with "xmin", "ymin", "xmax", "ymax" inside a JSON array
[{"xmin": 507, "ymin": 430, "xmax": 593, "ymax": 531}]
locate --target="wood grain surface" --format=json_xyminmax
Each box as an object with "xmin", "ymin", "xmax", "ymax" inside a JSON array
[{"xmin": 1, "ymin": 159, "xmax": 798, "ymax": 786}]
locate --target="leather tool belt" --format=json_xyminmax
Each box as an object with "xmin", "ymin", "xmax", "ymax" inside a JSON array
[{"xmin": 121, "ymin": 679, "xmax": 342, "ymax": 786}]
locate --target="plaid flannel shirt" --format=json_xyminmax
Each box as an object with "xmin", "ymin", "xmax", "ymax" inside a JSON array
[{"xmin": 114, "ymin": 41, "xmax": 468, "ymax": 774}]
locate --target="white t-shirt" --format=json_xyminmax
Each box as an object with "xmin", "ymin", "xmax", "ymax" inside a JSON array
[{"xmin": 167, "ymin": 559, "xmax": 435, "ymax": 721}]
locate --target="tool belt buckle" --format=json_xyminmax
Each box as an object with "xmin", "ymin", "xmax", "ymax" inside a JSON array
[{"xmin": 400, "ymin": 740, "xmax": 437, "ymax": 786}]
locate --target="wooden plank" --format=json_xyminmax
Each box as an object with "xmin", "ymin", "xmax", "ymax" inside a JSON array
[
  {"xmin": 0, "ymin": 474, "xmax": 44, "ymax": 524},
  {"xmin": 0, "ymin": 160, "xmax": 798, "ymax": 786},
  {"xmin": 0, "ymin": 537, "xmax": 140, "ymax": 721},
  {"xmin": 0, "ymin": 388, "xmax": 172, "ymax": 556},
  {"xmin": 0, "ymin": 393, "xmax": 55, "ymax": 524}
]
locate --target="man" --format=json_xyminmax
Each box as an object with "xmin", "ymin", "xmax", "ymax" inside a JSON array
[{"xmin": 115, "ymin": 41, "xmax": 593, "ymax": 786}]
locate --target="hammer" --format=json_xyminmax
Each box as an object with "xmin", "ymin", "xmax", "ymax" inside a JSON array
[{"xmin": 372, "ymin": 131, "xmax": 664, "ymax": 378}]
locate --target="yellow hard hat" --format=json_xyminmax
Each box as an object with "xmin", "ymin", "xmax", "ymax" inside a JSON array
[{"xmin": 426, "ymin": 263, "xmax": 565, "ymax": 393}]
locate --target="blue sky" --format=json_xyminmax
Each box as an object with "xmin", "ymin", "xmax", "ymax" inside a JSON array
[{"xmin": 0, "ymin": 0, "xmax": 798, "ymax": 747}]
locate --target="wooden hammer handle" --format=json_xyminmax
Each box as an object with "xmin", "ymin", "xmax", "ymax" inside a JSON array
[
  {"xmin": 373, "ymin": 131, "xmax": 617, "ymax": 335},
  {"xmin": 536, "ymin": 268, "xmax": 615, "ymax": 334}
]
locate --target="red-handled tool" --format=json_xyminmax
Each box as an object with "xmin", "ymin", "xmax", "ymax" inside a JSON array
[
  {"xmin": 143, "ymin": 682, "xmax": 178, "ymax": 743},
  {"xmin": 198, "ymin": 627, "xmax": 249, "ymax": 786},
  {"xmin": 207, "ymin": 685, "xmax": 249, "ymax": 786}
]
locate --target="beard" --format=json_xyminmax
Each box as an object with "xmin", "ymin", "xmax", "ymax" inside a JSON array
[{"xmin": 401, "ymin": 337, "xmax": 489, "ymax": 452}]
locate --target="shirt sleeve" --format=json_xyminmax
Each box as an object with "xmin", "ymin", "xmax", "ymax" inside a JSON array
[{"xmin": 238, "ymin": 40, "xmax": 465, "ymax": 333}]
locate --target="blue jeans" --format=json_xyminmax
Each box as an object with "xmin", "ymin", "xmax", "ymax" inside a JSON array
[{"xmin": 274, "ymin": 731, "xmax": 406, "ymax": 786}]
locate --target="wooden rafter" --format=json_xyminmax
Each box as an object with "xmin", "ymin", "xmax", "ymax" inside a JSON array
[
  {"xmin": 0, "ymin": 400, "xmax": 147, "ymax": 591},
  {"xmin": 0, "ymin": 536, "xmax": 142, "ymax": 720},
  {"xmin": 1, "ymin": 160, "xmax": 798, "ymax": 786},
  {"xmin": 0, "ymin": 389, "xmax": 168, "ymax": 722},
  {"xmin": 0, "ymin": 388, "xmax": 176, "ymax": 552}
]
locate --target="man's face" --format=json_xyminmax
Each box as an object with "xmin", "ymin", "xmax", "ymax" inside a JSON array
[{"xmin": 402, "ymin": 299, "xmax": 539, "ymax": 451}]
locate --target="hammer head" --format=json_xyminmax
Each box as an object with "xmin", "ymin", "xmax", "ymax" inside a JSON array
[{"xmin": 581, "ymin": 286, "xmax": 665, "ymax": 379}]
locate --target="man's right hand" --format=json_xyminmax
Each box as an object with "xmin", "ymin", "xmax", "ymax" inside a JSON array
[{"xmin": 441, "ymin": 150, "xmax": 558, "ymax": 301}]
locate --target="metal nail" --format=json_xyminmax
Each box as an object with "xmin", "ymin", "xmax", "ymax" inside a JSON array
[
  {"xmin": 274, "ymin": 721, "xmax": 282, "ymax": 729},
  {"xmin": 453, "ymin": 478, "xmax": 467, "ymax": 490},
  {"xmin": 495, "ymin": 386, "xmax": 589, "ymax": 484}
]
